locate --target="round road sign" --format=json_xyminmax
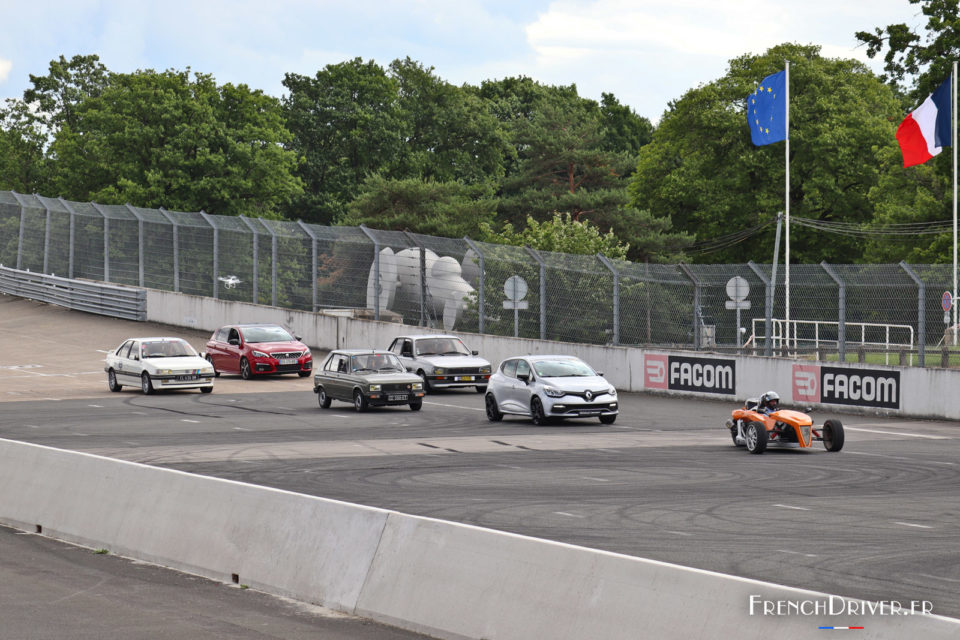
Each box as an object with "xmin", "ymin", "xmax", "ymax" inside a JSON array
[
  {"xmin": 942, "ymin": 291, "xmax": 953, "ymax": 313},
  {"xmin": 726, "ymin": 276, "xmax": 750, "ymax": 302},
  {"xmin": 504, "ymin": 275, "xmax": 528, "ymax": 301}
]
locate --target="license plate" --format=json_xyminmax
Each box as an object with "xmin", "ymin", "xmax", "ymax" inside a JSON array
[
  {"xmin": 388, "ymin": 394, "xmax": 408, "ymax": 402},
  {"xmin": 279, "ymin": 358, "xmax": 297, "ymax": 365},
  {"xmin": 176, "ymin": 374, "xmax": 198, "ymax": 381},
  {"xmin": 456, "ymin": 375, "xmax": 474, "ymax": 381}
]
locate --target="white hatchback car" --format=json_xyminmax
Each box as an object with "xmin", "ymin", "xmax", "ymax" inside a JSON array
[
  {"xmin": 485, "ymin": 355, "xmax": 618, "ymax": 425},
  {"xmin": 104, "ymin": 337, "xmax": 216, "ymax": 394}
]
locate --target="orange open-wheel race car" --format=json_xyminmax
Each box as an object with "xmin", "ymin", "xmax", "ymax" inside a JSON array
[{"xmin": 726, "ymin": 397, "xmax": 845, "ymax": 454}]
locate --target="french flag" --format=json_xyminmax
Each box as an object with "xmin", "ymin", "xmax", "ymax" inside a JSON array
[{"xmin": 896, "ymin": 76, "xmax": 952, "ymax": 168}]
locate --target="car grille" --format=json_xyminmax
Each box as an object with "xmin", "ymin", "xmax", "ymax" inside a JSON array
[
  {"xmin": 272, "ymin": 351, "xmax": 303, "ymax": 359},
  {"xmin": 446, "ymin": 367, "xmax": 484, "ymax": 374},
  {"xmin": 554, "ymin": 403, "xmax": 616, "ymax": 414},
  {"xmin": 383, "ymin": 383, "xmax": 414, "ymax": 392},
  {"xmin": 276, "ymin": 363, "xmax": 302, "ymax": 373},
  {"xmin": 565, "ymin": 389, "xmax": 611, "ymax": 400}
]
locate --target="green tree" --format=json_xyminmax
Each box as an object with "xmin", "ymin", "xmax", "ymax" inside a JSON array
[
  {"xmin": 50, "ymin": 68, "xmax": 302, "ymax": 217},
  {"xmin": 480, "ymin": 211, "xmax": 629, "ymax": 259},
  {"xmin": 387, "ymin": 57, "xmax": 512, "ymax": 185},
  {"xmin": 24, "ymin": 54, "xmax": 110, "ymax": 135},
  {"xmin": 341, "ymin": 175, "xmax": 498, "ymax": 238},
  {"xmin": 282, "ymin": 58, "xmax": 405, "ymax": 225},
  {"xmin": 628, "ymin": 43, "xmax": 903, "ymax": 264},
  {"xmin": 0, "ymin": 100, "xmax": 49, "ymax": 192},
  {"xmin": 599, "ymin": 92, "xmax": 654, "ymax": 155}
]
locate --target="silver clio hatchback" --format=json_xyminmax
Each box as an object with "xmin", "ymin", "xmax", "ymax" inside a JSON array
[{"xmin": 485, "ymin": 355, "xmax": 618, "ymax": 425}]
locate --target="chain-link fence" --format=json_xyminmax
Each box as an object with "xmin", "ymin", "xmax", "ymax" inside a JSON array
[{"xmin": 2, "ymin": 190, "xmax": 957, "ymax": 366}]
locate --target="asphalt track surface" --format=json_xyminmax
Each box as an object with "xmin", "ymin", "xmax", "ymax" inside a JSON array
[{"xmin": 2, "ymin": 296, "xmax": 960, "ymax": 631}]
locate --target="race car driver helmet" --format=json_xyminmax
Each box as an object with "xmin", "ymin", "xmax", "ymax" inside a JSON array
[{"xmin": 760, "ymin": 391, "xmax": 780, "ymax": 411}]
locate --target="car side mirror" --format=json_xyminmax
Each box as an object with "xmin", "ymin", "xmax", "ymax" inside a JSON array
[
  {"xmin": 517, "ymin": 373, "xmax": 529, "ymax": 382},
  {"xmin": 229, "ymin": 338, "xmax": 240, "ymax": 346},
  {"xmin": 596, "ymin": 371, "xmax": 604, "ymax": 377},
  {"xmin": 294, "ymin": 334, "xmax": 302, "ymax": 341},
  {"xmin": 471, "ymin": 350, "xmax": 478, "ymax": 356}
]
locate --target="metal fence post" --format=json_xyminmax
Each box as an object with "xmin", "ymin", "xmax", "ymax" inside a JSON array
[
  {"xmin": 260, "ymin": 219, "xmax": 278, "ymax": 307},
  {"xmin": 525, "ymin": 246, "xmax": 547, "ymax": 340},
  {"xmin": 12, "ymin": 191, "xmax": 26, "ymax": 270},
  {"xmin": 60, "ymin": 198, "xmax": 77, "ymax": 279},
  {"xmin": 297, "ymin": 220, "xmax": 319, "ymax": 312},
  {"xmin": 596, "ymin": 254, "xmax": 620, "ymax": 345},
  {"xmin": 125, "ymin": 204, "xmax": 145, "ymax": 287},
  {"xmin": 679, "ymin": 263, "xmax": 701, "ymax": 350},
  {"xmin": 199, "ymin": 211, "xmax": 218, "ymax": 299},
  {"xmin": 359, "ymin": 225, "xmax": 381, "ymax": 321},
  {"xmin": 403, "ymin": 231, "xmax": 428, "ymax": 326},
  {"xmin": 239, "ymin": 215, "xmax": 259, "ymax": 304},
  {"xmin": 158, "ymin": 208, "xmax": 179, "ymax": 292},
  {"xmin": 821, "ymin": 262, "xmax": 845, "ymax": 361},
  {"xmin": 464, "ymin": 237, "xmax": 485, "ymax": 334},
  {"xmin": 900, "ymin": 262, "xmax": 926, "ymax": 368},
  {"xmin": 747, "ymin": 261, "xmax": 772, "ymax": 356},
  {"xmin": 40, "ymin": 197, "xmax": 50, "ymax": 274},
  {"xmin": 90, "ymin": 202, "xmax": 110, "ymax": 282}
]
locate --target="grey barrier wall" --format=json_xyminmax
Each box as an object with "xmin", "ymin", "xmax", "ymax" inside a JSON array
[
  {"xmin": 148, "ymin": 289, "xmax": 960, "ymax": 420},
  {"xmin": 0, "ymin": 265, "xmax": 146, "ymax": 321},
  {"xmin": 1, "ymin": 438, "xmax": 956, "ymax": 640},
  {"xmin": 1, "ymin": 190, "xmax": 956, "ymax": 361}
]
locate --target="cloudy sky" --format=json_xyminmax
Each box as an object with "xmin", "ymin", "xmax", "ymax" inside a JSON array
[{"xmin": 0, "ymin": 0, "xmax": 927, "ymax": 123}]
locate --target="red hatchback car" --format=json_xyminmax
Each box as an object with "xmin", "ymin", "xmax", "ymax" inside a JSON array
[{"xmin": 204, "ymin": 324, "xmax": 312, "ymax": 379}]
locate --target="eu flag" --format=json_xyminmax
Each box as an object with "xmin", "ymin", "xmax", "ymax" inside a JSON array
[{"xmin": 747, "ymin": 70, "xmax": 786, "ymax": 146}]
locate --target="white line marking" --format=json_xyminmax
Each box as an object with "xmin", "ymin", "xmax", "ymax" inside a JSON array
[
  {"xmin": 777, "ymin": 549, "xmax": 818, "ymax": 558},
  {"xmin": 894, "ymin": 521, "xmax": 932, "ymax": 529},
  {"xmin": 846, "ymin": 426, "xmax": 948, "ymax": 440},
  {"xmin": 774, "ymin": 504, "xmax": 810, "ymax": 511},
  {"xmin": 554, "ymin": 512, "xmax": 584, "ymax": 518},
  {"xmin": 87, "ymin": 404, "xmax": 102, "ymax": 408},
  {"xmin": 181, "ymin": 419, "xmax": 199, "ymax": 423},
  {"xmin": 233, "ymin": 427, "xmax": 251, "ymax": 431},
  {"xmin": 581, "ymin": 477, "xmax": 610, "ymax": 482},
  {"xmin": 666, "ymin": 530, "xmax": 693, "ymax": 537},
  {"xmin": 424, "ymin": 401, "xmax": 484, "ymax": 411}
]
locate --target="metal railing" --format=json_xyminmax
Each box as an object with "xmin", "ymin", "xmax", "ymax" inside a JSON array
[
  {"xmin": 749, "ymin": 318, "xmax": 915, "ymax": 365},
  {"xmin": 0, "ymin": 265, "xmax": 146, "ymax": 321}
]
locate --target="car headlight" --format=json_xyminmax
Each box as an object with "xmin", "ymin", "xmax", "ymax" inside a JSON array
[
  {"xmin": 480, "ymin": 366, "xmax": 491, "ymax": 374},
  {"xmin": 434, "ymin": 368, "xmax": 444, "ymax": 375},
  {"xmin": 369, "ymin": 384, "xmax": 382, "ymax": 392},
  {"xmin": 303, "ymin": 348, "xmax": 311, "ymax": 358},
  {"xmin": 608, "ymin": 387, "xmax": 617, "ymax": 396},
  {"xmin": 543, "ymin": 386, "xmax": 565, "ymax": 398},
  {"xmin": 412, "ymin": 382, "xmax": 423, "ymax": 390},
  {"xmin": 251, "ymin": 350, "xmax": 270, "ymax": 358}
]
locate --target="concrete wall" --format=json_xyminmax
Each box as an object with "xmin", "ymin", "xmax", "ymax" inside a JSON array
[
  {"xmin": 2, "ymin": 438, "xmax": 956, "ymax": 639},
  {"xmin": 148, "ymin": 290, "xmax": 960, "ymax": 420}
]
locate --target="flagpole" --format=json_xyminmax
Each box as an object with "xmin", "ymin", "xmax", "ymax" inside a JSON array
[
  {"xmin": 785, "ymin": 61, "xmax": 791, "ymax": 353},
  {"xmin": 953, "ymin": 60, "xmax": 957, "ymax": 346}
]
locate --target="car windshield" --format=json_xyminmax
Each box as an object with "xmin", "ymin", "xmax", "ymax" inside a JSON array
[
  {"xmin": 141, "ymin": 340, "xmax": 197, "ymax": 359},
  {"xmin": 241, "ymin": 326, "xmax": 294, "ymax": 343},
  {"xmin": 415, "ymin": 337, "xmax": 470, "ymax": 356},
  {"xmin": 532, "ymin": 359, "xmax": 595, "ymax": 378},
  {"xmin": 350, "ymin": 353, "xmax": 405, "ymax": 373}
]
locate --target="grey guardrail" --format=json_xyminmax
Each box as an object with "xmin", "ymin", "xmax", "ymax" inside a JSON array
[{"xmin": 0, "ymin": 265, "xmax": 146, "ymax": 321}]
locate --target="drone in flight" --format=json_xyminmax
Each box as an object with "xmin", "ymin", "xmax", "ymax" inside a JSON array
[{"xmin": 218, "ymin": 275, "xmax": 242, "ymax": 289}]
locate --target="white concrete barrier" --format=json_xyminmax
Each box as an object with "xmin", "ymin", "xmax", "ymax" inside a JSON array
[
  {"xmin": 1, "ymin": 438, "xmax": 957, "ymax": 639},
  {"xmin": 147, "ymin": 289, "xmax": 960, "ymax": 420}
]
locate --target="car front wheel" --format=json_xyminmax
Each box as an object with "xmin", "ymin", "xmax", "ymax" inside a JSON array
[
  {"xmin": 745, "ymin": 421, "xmax": 767, "ymax": 454},
  {"xmin": 599, "ymin": 413, "xmax": 617, "ymax": 425},
  {"xmin": 205, "ymin": 355, "xmax": 220, "ymax": 377},
  {"xmin": 107, "ymin": 370, "xmax": 122, "ymax": 392},
  {"xmin": 200, "ymin": 386, "xmax": 213, "ymax": 394},
  {"xmin": 417, "ymin": 370, "xmax": 431, "ymax": 394},
  {"xmin": 531, "ymin": 396, "xmax": 548, "ymax": 426},
  {"xmin": 141, "ymin": 372, "xmax": 155, "ymax": 395},
  {"xmin": 317, "ymin": 387, "xmax": 331, "ymax": 409},
  {"xmin": 409, "ymin": 399, "xmax": 423, "ymax": 411},
  {"xmin": 240, "ymin": 357, "xmax": 252, "ymax": 380},
  {"xmin": 353, "ymin": 390, "xmax": 368, "ymax": 412},
  {"xmin": 822, "ymin": 419, "xmax": 845, "ymax": 452}
]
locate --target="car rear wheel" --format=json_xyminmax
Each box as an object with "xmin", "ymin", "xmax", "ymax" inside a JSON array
[
  {"xmin": 205, "ymin": 355, "xmax": 220, "ymax": 377},
  {"xmin": 530, "ymin": 396, "xmax": 548, "ymax": 426},
  {"xmin": 822, "ymin": 419, "xmax": 845, "ymax": 452},
  {"xmin": 141, "ymin": 372, "xmax": 155, "ymax": 395},
  {"xmin": 485, "ymin": 394, "xmax": 502, "ymax": 422},
  {"xmin": 240, "ymin": 357, "xmax": 252, "ymax": 380},
  {"xmin": 409, "ymin": 399, "xmax": 423, "ymax": 411},
  {"xmin": 317, "ymin": 387, "xmax": 331, "ymax": 408},
  {"xmin": 107, "ymin": 370, "xmax": 122, "ymax": 392},
  {"xmin": 353, "ymin": 389, "xmax": 368, "ymax": 412},
  {"xmin": 599, "ymin": 414, "xmax": 617, "ymax": 425},
  {"xmin": 745, "ymin": 421, "xmax": 767, "ymax": 454}
]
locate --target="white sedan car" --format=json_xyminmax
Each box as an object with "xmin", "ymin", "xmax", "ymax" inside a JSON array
[
  {"xmin": 485, "ymin": 355, "xmax": 618, "ymax": 425},
  {"xmin": 104, "ymin": 337, "xmax": 215, "ymax": 394},
  {"xmin": 388, "ymin": 334, "xmax": 491, "ymax": 393}
]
